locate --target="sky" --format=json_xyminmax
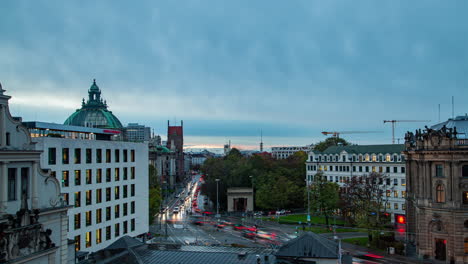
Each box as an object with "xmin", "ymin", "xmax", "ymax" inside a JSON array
[{"xmin": 1, "ymin": 0, "xmax": 467, "ymax": 151}]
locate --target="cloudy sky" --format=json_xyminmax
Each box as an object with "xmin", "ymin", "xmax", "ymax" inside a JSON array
[{"xmin": 1, "ymin": 1, "xmax": 467, "ymax": 150}]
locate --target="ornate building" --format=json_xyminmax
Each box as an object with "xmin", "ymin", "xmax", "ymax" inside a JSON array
[
  {"xmin": 404, "ymin": 117, "xmax": 468, "ymax": 263},
  {"xmin": 0, "ymin": 83, "xmax": 73, "ymax": 263},
  {"xmin": 167, "ymin": 121, "xmax": 184, "ymax": 183},
  {"xmin": 64, "ymin": 80, "xmax": 123, "ymax": 129}
]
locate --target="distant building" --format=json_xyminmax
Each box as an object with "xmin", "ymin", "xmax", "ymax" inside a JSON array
[
  {"xmin": 272, "ymin": 145, "xmax": 314, "ymax": 159},
  {"xmin": 124, "ymin": 123, "xmax": 151, "ymax": 142},
  {"xmin": 0, "ymin": 85, "xmax": 73, "ymax": 263},
  {"xmin": 224, "ymin": 141, "xmax": 231, "ymax": 156},
  {"xmin": 306, "ymin": 144, "xmax": 406, "ymax": 223},
  {"xmin": 167, "ymin": 121, "xmax": 184, "ymax": 183},
  {"xmin": 404, "ymin": 116, "xmax": 468, "ymax": 263},
  {"xmin": 149, "ymin": 143, "xmax": 176, "ymax": 190}
]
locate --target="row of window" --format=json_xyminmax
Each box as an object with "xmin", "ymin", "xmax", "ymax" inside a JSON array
[
  {"xmin": 435, "ymin": 184, "xmax": 468, "ymax": 205},
  {"xmin": 311, "ymin": 154, "xmax": 404, "ymax": 163},
  {"xmin": 308, "ymin": 165, "xmax": 405, "ymax": 174},
  {"xmin": 69, "ymin": 185, "xmax": 135, "ymax": 207},
  {"xmin": 7, "ymin": 167, "xmax": 30, "ymax": 201},
  {"xmin": 60, "ymin": 167, "xmax": 136, "ymax": 187},
  {"xmin": 383, "ymin": 202, "xmax": 405, "ymax": 210},
  {"xmin": 434, "ymin": 164, "xmax": 468, "ymax": 178},
  {"xmin": 74, "ymin": 219, "xmax": 136, "ymax": 250},
  {"xmin": 307, "ymin": 175, "xmax": 406, "ymax": 186},
  {"xmin": 73, "ymin": 202, "xmax": 136, "ymax": 230},
  {"xmin": 48, "ymin": 147, "xmax": 135, "ymax": 165}
]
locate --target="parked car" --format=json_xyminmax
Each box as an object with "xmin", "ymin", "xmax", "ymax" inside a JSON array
[{"xmin": 173, "ymin": 207, "xmax": 179, "ymax": 214}]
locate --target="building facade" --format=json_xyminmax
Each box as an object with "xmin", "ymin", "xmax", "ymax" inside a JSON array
[
  {"xmin": 124, "ymin": 123, "xmax": 151, "ymax": 142},
  {"xmin": 306, "ymin": 144, "xmax": 406, "ymax": 222},
  {"xmin": 0, "ymin": 85, "xmax": 73, "ymax": 263},
  {"xmin": 404, "ymin": 118, "xmax": 468, "ymax": 263},
  {"xmin": 167, "ymin": 121, "xmax": 184, "ymax": 183},
  {"xmin": 272, "ymin": 144, "xmax": 314, "ymax": 159}
]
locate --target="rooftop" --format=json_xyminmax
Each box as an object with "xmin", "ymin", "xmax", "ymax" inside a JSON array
[{"xmin": 313, "ymin": 144, "xmax": 405, "ymax": 155}]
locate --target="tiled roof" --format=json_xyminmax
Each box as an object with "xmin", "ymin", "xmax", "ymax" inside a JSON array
[
  {"xmin": 106, "ymin": 235, "xmax": 144, "ymax": 250},
  {"xmin": 275, "ymin": 232, "xmax": 338, "ymax": 259},
  {"xmin": 313, "ymin": 144, "xmax": 404, "ymax": 155}
]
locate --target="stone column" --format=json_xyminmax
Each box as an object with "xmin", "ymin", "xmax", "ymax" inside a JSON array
[
  {"xmin": 32, "ymin": 161, "xmax": 39, "ymax": 209},
  {"xmin": 0, "ymin": 162, "xmax": 8, "ymax": 213}
]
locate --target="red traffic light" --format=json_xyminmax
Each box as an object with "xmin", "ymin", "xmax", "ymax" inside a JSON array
[{"xmin": 396, "ymin": 215, "xmax": 406, "ymax": 224}]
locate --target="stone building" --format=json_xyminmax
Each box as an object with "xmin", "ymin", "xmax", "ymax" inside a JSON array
[
  {"xmin": 404, "ymin": 116, "xmax": 468, "ymax": 263},
  {"xmin": 0, "ymin": 84, "xmax": 73, "ymax": 263},
  {"xmin": 167, "ymin": 121, "xmax": 184, "ymax": 183}
]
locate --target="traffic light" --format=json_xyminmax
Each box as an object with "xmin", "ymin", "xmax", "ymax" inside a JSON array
[{"xmin": 396, "ymin": 215, "xmax": 406, "ymax": 224}]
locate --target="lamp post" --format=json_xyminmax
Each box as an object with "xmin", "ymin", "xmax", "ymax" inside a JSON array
[
  {"xmin": 215, "ymin": 179, "xmax": 220, "ymax": 217},
  {"xmin": 306, "ymin": 179, "xmax": 311, "ymax": 226},
  {"xmin": 249, "ymin": 175, "xmax": 254, "ymax": 212}
]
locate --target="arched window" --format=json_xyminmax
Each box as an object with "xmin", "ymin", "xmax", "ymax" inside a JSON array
[{"xmin": 436, "ymin": 184, "xmax": 445, "ymax": 203}]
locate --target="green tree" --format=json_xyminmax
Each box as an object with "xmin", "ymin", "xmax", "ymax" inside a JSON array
[
  {"xmin": 314, "ymin": 137, "xmax": 350, "ymax": 152},
  {"xmin": 149, "ymin": 164, "xmax": 158, "ymax": 188},
  {"xmin": 308, "ymin": 171, "xmax": 340, "ymax": 225},
  {"xmin": 148, "ymin": 164, "xmax": 162, "ymax": 224}
]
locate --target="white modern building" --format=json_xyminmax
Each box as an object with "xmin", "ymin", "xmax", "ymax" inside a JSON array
[
  {"xmin": 124, "ymin": 123, "xmax": 151, "ymax": 142},
  {"xmin": 23, "ymin": 121, "xmax": 149, "ymax": 253},
  {"xmin": 0, "ymin": 85, "xmax": 73, "ymax": 263},
  {"xmin": 306, "ymin": 144, "xmax": 406, "ymax": 223},
  {"xmin": 272, "ymin": 144, "xmax": 314, "ymax": 159}
]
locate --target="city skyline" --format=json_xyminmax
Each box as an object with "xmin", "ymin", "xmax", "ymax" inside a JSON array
[{"xmin": 2, "ymin": 1, "xmax": 467, "ymax": 149}]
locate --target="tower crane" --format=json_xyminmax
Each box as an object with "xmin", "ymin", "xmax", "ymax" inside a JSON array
[
  {"xmin": 321, "ymin": 131, "xmax": 381, "ymax": 138},
  {"xmin": 383, "ymin": 120, "xmax": 430, "ymax": 144}
]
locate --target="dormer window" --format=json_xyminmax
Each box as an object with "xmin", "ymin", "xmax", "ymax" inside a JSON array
[
  {"xmin": 372, "ymin": 155, "xmax": 377, "ymax": 162},
  {"xmin": 386, "ymin": 154, "xmax": 391, "ymax": 162}
]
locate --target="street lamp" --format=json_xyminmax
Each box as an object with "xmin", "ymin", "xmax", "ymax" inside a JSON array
[
  {"xmin": 215, "ymin": 179, "xmax": 220, "ymax": 217},
  {"xmin": 306, "ymin": 179, "xmax": 311, "ymax": 226},
  {"xmin": 249, "ymin": 175, "xmax": 254, "ymax": 212}
]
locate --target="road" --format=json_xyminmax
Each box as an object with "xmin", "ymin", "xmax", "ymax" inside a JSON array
[{"xmin": 151, "ymin": 174, "xmax": 421, "ymax": 264}]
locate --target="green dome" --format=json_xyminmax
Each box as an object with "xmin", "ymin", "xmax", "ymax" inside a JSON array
[{"xmin": 64, "ymin": 80, "xmax": 123, "ymax": 129}]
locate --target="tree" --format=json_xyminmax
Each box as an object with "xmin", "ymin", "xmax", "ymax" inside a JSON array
[
  {"xmin": 308, "ymin": 171, "xmax": 340, "ymax": 226},
  {"xmin": 148, "ymin": 164, "xmax": 162, "ymax": 223},
  {"xmin": 149, "ymin": 164, "xmax": 158, "ymax": 188},
  {"xmin": 314, "ymin": 137, "xmax": 350, "ymax": 152}
]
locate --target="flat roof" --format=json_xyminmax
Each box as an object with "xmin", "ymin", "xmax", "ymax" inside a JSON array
[{"xmin": 22, "ymin": 121, "xmax": 121, "ymax": 135}]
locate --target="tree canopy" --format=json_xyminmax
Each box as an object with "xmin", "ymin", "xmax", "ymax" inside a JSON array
[{"xmin": 314, "ymin": 137, "xmax": 350, "ymax": 152}]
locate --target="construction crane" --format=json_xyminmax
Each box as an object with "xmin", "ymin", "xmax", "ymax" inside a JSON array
[
  {"xmin": 321, "ymin": 131, "xmax": 381, "ymax": 138},
  {"xmin": 383, "ymin": 120, "xmax": 430, "ymax": 144}
]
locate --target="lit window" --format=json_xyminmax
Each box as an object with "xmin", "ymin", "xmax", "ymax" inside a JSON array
[
  {"xmin": 386, "ymin": 190, "xmax": 391, "ymax": 197},
  {"xmin": 436, "ymin": 185, "xmax": 445, "ymax": 203},
  {"xmin": 96, "ymin": 229, "xmax": 102, "ymax": 244},
  {"xmin": 394, "ymin": 191, "xmax": 398, "ymax": 198},
  {"xmin": 402, "ymin": 191, "xmax": 406, "ymax": 198},
  {"xmin": 86, "ymin": 211, "xmax": 92, "ymax": 226},
  {"xmin": 463, "ymin": 191, "xmax": 468, "ymax": 204},
  {"xmin": 372, "ymin": 155, "xmax": 377, "ymax": 162},
  {"xmin": 394, "ymin": 203, "xmax": 399, "ymax": 210},
  {"xmin": 86, "ymin": 231, "xmax": 92, "ymax": 248},
  {"xmin": 75, "ymin": 235, "xmax": 81, "ymax": 251}
]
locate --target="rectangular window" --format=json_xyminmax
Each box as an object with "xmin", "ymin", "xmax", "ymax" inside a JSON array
[
  {"xmin": 75, "ymin": 235, "xmax": 81, "ymax": 251},
  {"xmin": 96, "ymin": 189, "xmax": 102, "ymax": 203},
  {"xmin": 106, "ymin": 226, "xmax": 111, "ymax": 240},
  {"xmin": 62, "ymin": 148, "xmax": 69, "ymax": 164},
  {"xmin": 436, "ymin": 165, "xmax": 444, "ymax": 177},
  {"xmin": 96, "ymin": 149, "xmax": 102, "ymax": 163},
  {"xmin": 123, "ymin": 203, "xmax": 128, "ymax": 216},
  {"xmin": 115, "ymin": 223, "xmax": 120, "ymax": 237},
  {"xmin": 131, "ymin": 167, "xmax": 135, "ymax": 179},
  {"xmin": 115, "ymin": 186, "xmax": 120, "ymax": 200},
  {"xmin": 386, "ymin": 190, "xmax": 391, "ymax": 197},
  {"xmin": 131, "ymin": 201, "xmax": 135, "ymax": 214},
  {"xmin": 123, "ymin": 185, "xmax": 128, "ymax": 198},
  {"xmin": 48, "ymin": 148, "xmax": 56, "ymax": 165},
  {"xmin": 359, "ymin": 166, "xmax": 362, "ymax": 172},
  {"xmin": 96, "ymin": 229, "xmax": 102, "ymax": 244},
  {"xmin": 353, "ymin": 166, "xmax": 356, "ymax": 172},
  {"xmin": 394, "ymin": 191, "xmax": 398, "ymax": 198},
  {"xmin": 115, "ymin": 204, "xmax": 120, "ymax": 218},
  {"xmin": 86, "ymin": 231, "xmax": 92, "ymax": 248},
  {"xmin": 131, "ymin": 150, "xmax": 135, "ymax": 162},
  {"xmin": 394, "ymin": 203, "xmax": 399, "ymax": 210},
  {"xmin": 106, "ymin": 168, "xmax": 111, "ymax": 182},
  {"xmin": 106, "ymin": 206, "xmax": 111, "ymax": 221},
  {"xmin": 6, "ymin": 132, "xmax": 10, "ymax": 146},
  {"xmin": 21, "ymin": 168, "xmax": 29, "ymax": 198},
  {"xmin": 86, "ymin": 211, "xmax": 92, "ymax": 226},
  {"xmin": 123, "ymin": 149, "xmax": 128, "ymax": 162},
  {"xmin": 131, "ymin": 184, "xmax": 135, "ymax": 197},
  {"xmin": 74, "ymin": 148, "xmax": 81, "ymax": 164},
  {"xmin": 63, "ymin": 193, "xmax": 69, "ymax": 205},
  {"xmin": 379, "ymin": 167, "xmax": 383, "ymax": 173},
  {"xmin": 96, "ymin": 208, "xmax": 102, "ymax": 224},
  {"xmin": 62, "ymin": 171, "xmax": 69, "ymax": 187},
  {"xmin": 372, "ymin": 166, "xmax": 376, "ymax": 172},
  {"xmin": 393, "ymin": 167, "xmax": 398, "ymax": 173},
  {"xmin": 386, "ymin": 167, "xmax": 390, "ymax": 173},
  {"xmin": 86, "ymin": 148, "xmax": 92, "ymax": 164},
  {"xmin": 386, "ymin": 178, "xmax": 391, "ymax": 185},
  {"xmin": 86, "ymin": 169, "xmax": 92, "ymax": 184},
  {"xmin": 131, "ymin": 219, "xmax": 135, "ymax": 231},
  {"xmin": 401, "ymin": 179, "xmax": 406, "ymax": 186},
  {"xmin": 86, "ymin": 190, "xmax": 92, "ymax": 205},
  {"xmin": 123, "ymin": 167, "xmax": 128, "ymax": 180},
  {"xmin": 106, "ymin": 187, "xmax": 111, "ymax": 202},
  {"xmin": 394, "ymin": 179, "xmax": 398, "ymax": 186},
  {"xmin": 74, "ymin": 170, "xmax": 81, "ymax": 186},
  {"xmin": 365, "ymin": 166, "xmax": 369, "ymax": 172},
  {"xmin": 402, "ymin": 191, "xmax": 406, "ymax": 198},
  {"xmin": 75, "ymin": 192, "xmax": 81, "ymax": 207},
  {"xmin": 401, "ymin": 167, "xmax": 405, "ymax": 173},
  {"xmin": 96, "ymin": 169, "xmax": 102, "ymax": 183},
  {"xmin": 74, "ymin": 213, "xmax": 81, "ymax": 230},
  {"xmin": 115, "ymin": 168, "xmax": 120, "ymax": 181},
  {"xmin": 123, "ymin": 221, "xmax": 128, "ymax": 234},
  {"xmin": 115, "ymin": 149, "xmax": 120, "ymax": 162},
  {"xmin": 106, "ymin": 149, "xmax": 111, "ymax": 163}
]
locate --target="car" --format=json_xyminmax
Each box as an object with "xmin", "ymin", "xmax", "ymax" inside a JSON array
[
  {"xmin": 242, "ymin": 231, "xmax": 256, "ymax": 239},
  {"xmin": 175, "ymin": 194, "xmax": 180, "ymax": 198},
  {"xmin": 173, "ymin": 207, "xmax": 179, "ymax": 214}
]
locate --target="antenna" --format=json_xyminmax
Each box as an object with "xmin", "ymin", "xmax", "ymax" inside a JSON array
[
  {"xmin": 452, "ymin": 96, "xmax": 454, "ymax": 119},
  {"xmin": 260, "ymin": 129, "xmax": 264, "ymax": 152},
  {"xmin": 438, "ymin": 104, "xmax": 440, "ymax": 122}
]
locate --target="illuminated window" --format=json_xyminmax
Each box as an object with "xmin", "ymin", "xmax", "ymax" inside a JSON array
[
  {"xmin": 394, "ymin": 203, "xmax": 398, "ymax": 210},
  {"xmin": 63, "ymin": 193, "xmax": 69, "ymax": 205},
  {"xmin": 379, "ymin": 167, "xmax": 383, "ymax": 173},
  {"xmin": 96, "ymin": 209, "xmax": 102, "ymax": 224},
  {"xmin": 106, "ymin": 226, "xmax": 111, "ymax": 240},
  {"xmin": 386, "ymin": 202, "xmax": 390, "ymax": 209},
  {"xmin": 96, "ymin": 169, "xmax": 102, "ymax": 183},
  {"xmin": 86, "ymin": 169, "xmax": 92, "ymax": 184},
  {"xmin": 86, "ymin": 211, "xmax": 92, "ymax": 226},
  {"xmin": 74, "ymin": 213, "xmax": 81, "ymax": 230},
  {"xmin": 386, "ymin": 154, "xmax": 391, "ymax": 162},
  {"xmin": 62, "ymin": 148, "xmax": 69, "ymax": 164},
  {"xmin": 96, "ymin": 189, "xmax": 102, "ymax": 203},
  {"xmin": 115, "ymin": 204, "xmax": 120, "ymax": 218},
  {"xmin": 465, "ymin": 238, "xmax": 468, "ymax": 254},
  {"xmin": 401, "ymin": 179, "xmax": 406, "ymax": 186},
  {"xmin": 115, "ymin": 168, "xmax": 120, "ymax": 181},
  {"xmin": 463, "ymin": 192, "xmax": 468, "ymax": 204},
  {"xmin": 74, "ymin": 170, "xmax": 81, "ymax": 186},
  {"xmin": 115, "ymin": 186, "xmax": 120, "ymax": 200},
  {"xmin": 402, "ymin": 191, "xmax": 406, "ymax": 198},
  {"xmin": 436, "ymin": 184, "xmax": 445, "ymax": 203},
  {"xmin": 96, "ymin": 229, "xmax": 102, "ymax": 244},
  {"xmin": 86, "ymin": 190, "xmax": 92, "ymax": 205},
  {"xmin": 75, "ymin": 235, "xmax": 81, "ymax": 251},
  {"xmin": 62, "ymin": 171, "xmax": 69, "ymax": 187},
  {"xmin": 86, "ymin": 231, "xmax": 92, "ymax": 248},
  {"xmin": 75, "ymin": 192, "xmax": 81, "ymax": 207},
  {"xmin": 386, "ymin": 190, "xmax": 391, "ymax": 197},
  {"xmin": 372, "ymin": 155, "xmax": 377, "ymax": 162},
  {"xmin": 394, "ymin": 191, "xmax": 398, "ymax": 198},
  {"xmin": 365, "ymin": 155, "xmax": 370, "ymax": 162},
  {"xmin": 372, "ymin": 166, "xmax": 376, "ymax": 172}
]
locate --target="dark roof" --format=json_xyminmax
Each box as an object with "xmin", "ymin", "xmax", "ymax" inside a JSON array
[
  {"xmin": 431, "ymin": 115, "xmax": 468, "ymax": 139},
  {"xmin": 105, "ymin": 235, "xmax": 144, "ymax": 250},
  {"xmin": 275, "ymin": 232, "xmax": 338, "ymax": 259},
  {"xmin": 314, "ymin": 144, "xmax": 404, "ymax": 155}
]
